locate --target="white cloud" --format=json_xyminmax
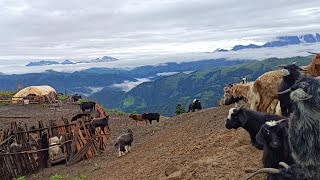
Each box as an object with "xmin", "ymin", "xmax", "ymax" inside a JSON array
[
  {"xmin": 111, "ymin": 78, "xmax": 151, "ymax": 92},
  {"xmin": 0, "ymin": 0, "xmax": 320, "ymax": 73}
]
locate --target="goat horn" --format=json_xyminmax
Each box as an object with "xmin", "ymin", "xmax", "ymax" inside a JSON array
[
  {"xmin": 246, "ymin": 168, "xmax": 280, "ymax": 180},
  {"xmin": 277, "ymin": 118, "xmax": 289, "ymax": 123},
  {"xmin": 278, "ymin": 88, "xmax": 292, "ymax": 95},
  {"xmin": 307, "ymin": 51, "xmax": 319, "ymax": 55},
  {"xmin": 279, "ymin": 162, "xmax": 289, "ymax": 169}
]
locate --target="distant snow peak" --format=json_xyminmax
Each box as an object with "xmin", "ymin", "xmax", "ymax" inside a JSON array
[
  {"xmin": 25, "ymin": 55, "xmax": 118, "ymax": 67},
  {"xmin": 216, "ymin": 33, "xmax": 320, "ymax": 52}
]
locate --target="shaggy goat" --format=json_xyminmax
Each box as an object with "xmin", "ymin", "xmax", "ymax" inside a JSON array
[
  {"xmin": 253, "ymin": 70, "xmax": 283, "ymax": 113},
  {"xmin": 277, "ymin": 63, "xmax": 302, "ymax": 117},
  {"xmin": 278, "ymin": 75, "xmax": 320, "ymax": 178},
  {"xmin": 225, "ymin": 106, "xmax": 284, "ymax": 150},
  {"xmin": 114, "ymin": 129, "xmax": 133, "ymax": 157},
  {"xmin": 301, "ymin": 52, "xmax": 320, "ymax": 77},
  {"xmin": 256, "ymin": 119, "xmax": 295, "ymax": 180}
]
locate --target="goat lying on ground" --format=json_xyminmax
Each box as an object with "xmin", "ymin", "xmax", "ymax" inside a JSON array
[
  {"xmin": 114, "ymin": 129, "xmax": 133, "ymax": 157},
  {"xmin": 225, "ymin": 105, "xmax": 284, "ymax": 149},
  {"xmin": 142, "ymin": 113, "xmax": 160, "ymax": 124}
]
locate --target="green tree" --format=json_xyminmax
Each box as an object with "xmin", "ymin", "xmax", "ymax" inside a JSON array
[{"xmin": 175, "ymin": 103, "xmax": 186, "ymax": 115}]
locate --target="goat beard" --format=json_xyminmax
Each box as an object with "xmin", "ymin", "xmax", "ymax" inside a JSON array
[{"xmin": 290, "ymin": 88, "xmax": 313, "ymax": 102}]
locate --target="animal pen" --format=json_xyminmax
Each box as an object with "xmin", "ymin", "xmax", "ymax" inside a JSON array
[{"xmin": 0, "ymin": 115, "xmax": 109, "ymax": 180}]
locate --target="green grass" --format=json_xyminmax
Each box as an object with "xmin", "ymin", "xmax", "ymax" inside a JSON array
[
  {"xmin": 0, "ymin": 91, "xmax": 16, "ymax": 106},
  {"xmin": 50, "ymin": 173, "xmax": 64, "ymax": 180},
  {"xmin": 13, "ymin": 176, "xmax": 26, "ymax": 180},
  {"xmin": 123, "ymin": 95, "xmax": 135, "ymax": 107},
  {"xmin": 72, "ymin": 175, "xmax": 86, "ymax": 180}
]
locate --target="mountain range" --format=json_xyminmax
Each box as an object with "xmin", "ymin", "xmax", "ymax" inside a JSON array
[
  {"xmin": 89, "ymin": 56, "xmax": 313, "ymax": 116},
  {"xmin": 216, "ymin": 33, "xmax": 320, "ymax": 52},
  {"xmin": 26, "ymin": 56, "xmax": 118, "ymax": 66},
  {"xmin": 1, "ymin": 55, "xmax": 315, "ymax": 116}
]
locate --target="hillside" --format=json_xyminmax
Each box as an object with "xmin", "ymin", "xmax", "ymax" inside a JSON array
[
  {"xmin": 92, "ymin": 56, "xmax": 313, "ymax": 115},
  {"xmin": 24, "ymin": 103, "xmax": 264, "ymax": 180},
  {"xmin": 0, "ymin": 71, "xmax": 133, "ymax": 95}
]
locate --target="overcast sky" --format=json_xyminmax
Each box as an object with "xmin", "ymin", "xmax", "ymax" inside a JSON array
[{"xmin": 1, "ymin": 0, "xmax": 320, "ymax": 67}]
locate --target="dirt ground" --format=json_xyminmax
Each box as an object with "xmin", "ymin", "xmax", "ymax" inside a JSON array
[{"xmin": 0, "ymin": 103, "xmax": 266, "ymax": 180}]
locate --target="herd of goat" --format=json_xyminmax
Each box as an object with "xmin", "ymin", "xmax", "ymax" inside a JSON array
[
  {"xmin": 69, "ymin": 53, "xmax": 320, "ymax": 179},
  {"xmin": 222, "ymin": 52, "xmax": 320, "ymax": 179}
]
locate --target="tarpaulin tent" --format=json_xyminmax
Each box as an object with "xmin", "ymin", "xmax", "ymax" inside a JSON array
[{"xmin": 12, "ymin": 85, "xmax": 57, "ymax": 104}]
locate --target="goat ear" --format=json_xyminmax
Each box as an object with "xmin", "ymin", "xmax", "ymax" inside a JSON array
[{"xmin": 255, "ymin": 128, "xmax": 265, "ymax": 145}]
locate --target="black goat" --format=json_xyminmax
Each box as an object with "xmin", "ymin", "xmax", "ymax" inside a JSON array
[
  {"xmin": 71, "ymin": 113, "xmax": 90, "ymax": 122},
  {"xmin": 225, "ymin": 106, "xmax": 284, "ymax": 150},
  {"xmin": 71, "ymin": 94, "xmax": 82, "ymax": 102},
  {"xmin": 277, "ymin": 63, "xmax": 302, "ymax": 117},
  {"xmin": 188, "ymin": 99, "xmax": 202, "ymax": 112},
  {"xmin": 79, "ymin": 101, "xmax": 96, "ymax": 112},
  {"xmin": 256, "ymin": 119, "xmax": 295, "ymax": 180},
  {"xmin": 90, "ymin": 115, "xmax": 110, "ymax": 135},
  {"xmin": 278, "ymin": 75, "xmax": 320, "ymax": 178},
  {"xmin": 224, "ymin": 96, "xmax": 244, "ymax": 105},
  {"xmin": 142, "ymin": 113, "xmax": 160, "ymax": 124}
]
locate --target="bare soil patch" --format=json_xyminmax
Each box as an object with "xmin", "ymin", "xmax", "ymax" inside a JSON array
[{"xmin": 1, "ymin": 103, "xmax": 265, "ymax": 180}]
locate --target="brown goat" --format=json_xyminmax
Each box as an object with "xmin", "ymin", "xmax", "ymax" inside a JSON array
[
  {"xmin": 129, "ymin": 114, "xmax": 147, "ymax": 125},
  {"xmin": 302, "ymin": 53, "xmax": 320, "ymax": 77},
  {"xmin": 253, "ymin": 70, "xmax": 283, "ymax": 113}
]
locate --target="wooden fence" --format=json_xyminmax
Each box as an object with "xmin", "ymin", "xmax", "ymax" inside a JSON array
[{"xmin": 0, "ymin": 115, "xmax": 109, "ymax": 180}]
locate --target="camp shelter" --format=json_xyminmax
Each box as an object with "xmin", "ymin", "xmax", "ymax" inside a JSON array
[{"xmin": 12, "ymin": 85, "xmax": 57, "ymax": 104}]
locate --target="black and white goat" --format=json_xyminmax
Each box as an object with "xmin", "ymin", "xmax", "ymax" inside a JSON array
[
  {"xmin": 277, "ymin": 63, "xmax": 302, "ymax": 117},
  {"xmin": 225, "ymin": 105, "xmax": 284, "ymax": 150},
  {"xmin": 188, "ymin": 99, "xmax": 202, "ymax": 112},
  {"xmin": 114, "ymin": 129, "xmax": 133, "ymax": 157},
  {"xmin": 256, "ymin": 119, "xmax": 295, "ymax": 180}
]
